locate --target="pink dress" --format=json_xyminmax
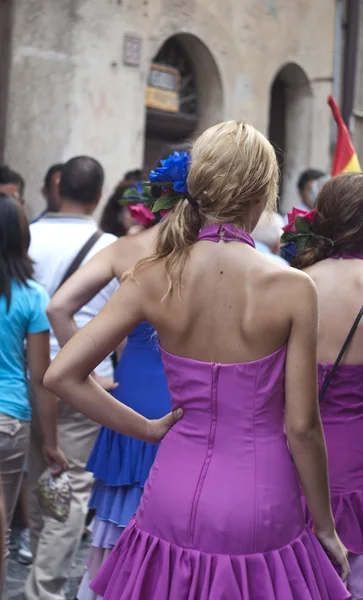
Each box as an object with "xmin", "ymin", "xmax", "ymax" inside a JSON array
[
  {"xmin": 318, "ymin": 362, "xmax": 363, "ymax": 555},
  {"xmin": 91, "ymin": 225, "xmax": 348, "ymax": 600},
  {"xmin": 303, "ymin": 362, "xmax": 363, "ymax": 598}
]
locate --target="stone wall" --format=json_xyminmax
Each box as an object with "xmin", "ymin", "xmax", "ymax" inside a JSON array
[{"xmin": 4, "ymin": 0, "xmax": 336, "ymax": 217}]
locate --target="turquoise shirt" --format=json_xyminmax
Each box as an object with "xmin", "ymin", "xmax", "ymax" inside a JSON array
[{"xmin": 0, "ymin": 279, "xmax": 50, "ymax": 421}]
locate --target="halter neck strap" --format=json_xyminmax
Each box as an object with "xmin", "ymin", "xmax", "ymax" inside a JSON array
[
  {"xmin": 197, "ymin": 223, "xmax": 255, "ymax": 249},
  {"xmin": 331, "ymin": 252, "xmax": 363, "ymax": 261}
]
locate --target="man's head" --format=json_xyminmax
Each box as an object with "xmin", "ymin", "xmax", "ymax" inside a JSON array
[
  {"xmin": 59, "ymin": 156, "xmax": 104, "ymax": 214},
  {"xmin": 42, "ymin": 163, "xmax": 63, "ymax": 212},
  {"xmin": 297, "ymin": 169, "xmax": 326, "ymax": 210},
  {"xmin": 0, "ymin": 165, "xmax": 25, "ymax": 206},
  {"xmin": 253, "ymin": 211, "xmax": 285, "ymax": 255}
]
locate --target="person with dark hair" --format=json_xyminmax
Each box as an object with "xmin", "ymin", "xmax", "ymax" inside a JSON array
[
  {"xmin": 41, "ymin": 163, "xmax": 63, "ymax": 213},
  {"xmin": 292, "ymin": 172, "xmax": 363, "ymax": 598},
  {"xmin": 25, "ymin": 156, "xmax": 118, "ymax": 600},
  {"xmin": 0, "ymin": 193, "xmax": 66, "ymax": 589},
  {"xmin": 59, "ymin": 156, "xmax": 104, "ymax": 207},
  {"xmin": 31, "ymin": 163, "xmax": 64, "ymax": 224},
  {"xmin": 0, "ymin": 165, "xmax": 25, "ymax": 206},
  {"xmin": 100, "ymin": 180, "xmax": 133, "ymax": 238},
  {"xmin": 100, "ymin": 171, "xmax": 155, "ymax": 238},
  {"xmin": 297, "ymin": 168, "xmax": 326, "ymax": 210}
]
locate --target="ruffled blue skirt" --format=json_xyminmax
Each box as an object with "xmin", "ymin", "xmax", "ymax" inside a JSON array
[{"xmin": 86, "ymin": 323, "xmax": 170, "ymax": 523}]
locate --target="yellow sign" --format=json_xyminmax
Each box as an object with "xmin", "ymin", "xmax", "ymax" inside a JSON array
[
  {"xmin": 146, "ymin": 87, "xmax": 179, "ymax": 113},
  {"xmin": 145, "ymin": 64, "xmax": 180, "ymax": 113}
]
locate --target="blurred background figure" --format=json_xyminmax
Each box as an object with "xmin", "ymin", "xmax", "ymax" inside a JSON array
[
  {"xmin": 124, "ymin": 169, "xmax": 142, "ymax": 181},
  {"xmin": 0, "ymin": 193, "xmax": 66, "ymax": 594},
  {"xmin": 15, "ymin": 470, "xmax": 32, "ymax": 565},
  {"xmin": 25, "ymin": 156, "xmax": 118, "ymax": 600},
  {"xmin": 40, "ymin": 163, "xmax": 64, "ymax": 214},
  {"xmin": 0, "ymin": 163, "xmax": 65, "ymax": 566},
  {"xmin": 253, "ymin": 211, "xmax": 287, "ymax": 265},
  {"xmin": 310, "ymin": 174, "xmax": 331, "ymax": 207},
  {"xmin": 100, "ymin": 170, "xmax": 150, "ymax": 238},
  {"xmin": 0, "ymin": 165, "xmax": 25, "ymax": 207},
  {"xmin": 31, "ymin": 163, "xmax": 64, "ymax": 223},
  {"xmin": 100, "ymin": 181, "xmax": 136, "ymax": 238},
  {"xmin": 297, "ymin": 169, "xmax": 326, "ymax": 211}
]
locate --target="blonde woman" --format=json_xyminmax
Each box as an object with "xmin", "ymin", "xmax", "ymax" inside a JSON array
[{"xmin": 45, "ymin": 122, "xmax": 348, "ymax": 599}]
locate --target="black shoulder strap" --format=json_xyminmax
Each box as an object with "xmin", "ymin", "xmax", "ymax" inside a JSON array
[
  {"xmin": 319, "ymin": 306, "xmax": 363, "ymax": 403},
  {"xmin": 54, "ymin": 230, "xmax": 102, "ymax": 294}
]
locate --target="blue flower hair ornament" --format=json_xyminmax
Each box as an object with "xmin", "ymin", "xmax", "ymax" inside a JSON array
[
  {"xmin": 120, "ymin": 152, "xmax": 192, "ymax": 217},
  {"xmin": 150, "ymin": 151, "xmax": 190, "ymax": 193}
]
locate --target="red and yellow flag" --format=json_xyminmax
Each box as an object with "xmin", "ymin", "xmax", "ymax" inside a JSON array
[{"xmin": 328, "ymin": 95, "xmax": 361, "ymax": 176}]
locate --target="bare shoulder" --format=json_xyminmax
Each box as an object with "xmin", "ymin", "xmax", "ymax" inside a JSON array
[
  {"xmin": 284, "ymin": 268, "xmax": 317, "ymax": 300},
  {"xmin": 255, "ymin": 254, "xmax": 317, "ymax": 316},
  {"xmin": 279, "ymin": 267, "xmax": 318, "ymax": 320},
  {"xmin": 108, "ymin": 235, "xmax": 151, "ymax": 280},
  {"xmin": 255, "ymin": 252, "xmax": 314, "ymax": 289},
  {"xmin": 129, "ymin": 258, "xmax": 166, "ymax": 293}
]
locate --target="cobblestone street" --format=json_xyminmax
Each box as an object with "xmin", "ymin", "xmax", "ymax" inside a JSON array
[{"xmin": 5, "ymin": 529, "xmax": 90, "ymax": 600}]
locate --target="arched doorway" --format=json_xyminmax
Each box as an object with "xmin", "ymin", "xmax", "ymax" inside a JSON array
[
  {"xmin": 144, "ymin": 34, "xmax": 223, "ymax": 173},
  {"xmin": 268, "ymin": 63, "xmax": 312, "ymax": 211}
]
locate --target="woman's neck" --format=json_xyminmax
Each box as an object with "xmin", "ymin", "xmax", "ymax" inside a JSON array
[{"xmin": 200, "ymin": 219, "xmax": 253, "ymax": 233}]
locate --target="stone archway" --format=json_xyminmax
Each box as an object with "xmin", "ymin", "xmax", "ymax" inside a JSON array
[
  {"xmin": 268, "ymin": 63, "xmax": 313, "ymax": 211},
  {"xmin": 144, "ymin": 33, "xmax": 223, "ymax": 173}
]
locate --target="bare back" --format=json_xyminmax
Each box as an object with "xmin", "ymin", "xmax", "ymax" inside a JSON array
[
  {"xmin": 138, "ymin": 238, "xmax": 305, "ymax": 364},
  {"xmin": 306, "ymin": 258, "xmax": 363, "ymax": 365}
]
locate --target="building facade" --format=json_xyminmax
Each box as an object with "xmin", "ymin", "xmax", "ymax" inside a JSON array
[{"xmin": 1, "ymin": 0, "xmax": 336, "ymax": 218}]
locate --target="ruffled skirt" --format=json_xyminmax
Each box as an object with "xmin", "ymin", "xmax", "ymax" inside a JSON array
[
  {"xmin": 91, "ymin": 517, "xmax": 349, "ymax": 600},
  {"xmin": 77, "ymin": 485, "xmax": 144, "ymax": 600}
]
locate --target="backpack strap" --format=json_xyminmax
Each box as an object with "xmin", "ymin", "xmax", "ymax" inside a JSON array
[
  {"xmin": 319, "ymin": 306, "xmax": 363, "ymax": 403},
  {"xmin": 54, "ymin": 230, "xmax": 102, "ymax": 294}
]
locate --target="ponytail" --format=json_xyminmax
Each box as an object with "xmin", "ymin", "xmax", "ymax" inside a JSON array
[{"xmin": 292, "ymin": 235, "xmax": 334, "ymax": 269}]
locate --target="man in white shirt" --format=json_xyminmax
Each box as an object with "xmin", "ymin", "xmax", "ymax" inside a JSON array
[
  {"xmin": 253, "ymin": 211, "xmax": 288, "ymax": 265},
  {"xmin": 25, "ymin": 156, "xmax": 118, "ymax": 600}
]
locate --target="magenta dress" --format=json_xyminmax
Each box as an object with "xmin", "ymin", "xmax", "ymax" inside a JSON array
[
  {"xmin": 317, "ymin": 362, "xmax": 363, "ymax": 554},
  {"xmin": 303, "ymin": 361, "xmax": 363, "ymax": 597},
  {"xmin": 91, "ymin": 225, "xmax": 348, "ymax": 600}
]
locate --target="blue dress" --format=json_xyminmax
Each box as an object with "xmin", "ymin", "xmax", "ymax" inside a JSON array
[{"xmin": 78, "ymin": 323, "xmax": 170, "ymax": 599}]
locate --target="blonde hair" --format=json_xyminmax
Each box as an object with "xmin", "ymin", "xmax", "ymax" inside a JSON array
[{"xmin": 126, "ymin": 121, "xmax": 279, "ymax": 296}]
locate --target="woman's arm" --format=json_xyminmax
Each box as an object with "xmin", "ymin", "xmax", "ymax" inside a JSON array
[
  {"xmin": 47, "ymin": 241, "xmax": 121, "ymax": 391},
  {"xmin": 44, "ymin": 278, "xmax": 182, "ymax": 443},
  {"xmin": 285, "ymin": 273, "xmax": 349, "ymax": 579},
  {"xmin": 27, "ymin": 332, "xmax": 68, "ymax": 474},
  {"xmin": 47, "ymin": 242, "xmax": 117, "ymax": 348}
]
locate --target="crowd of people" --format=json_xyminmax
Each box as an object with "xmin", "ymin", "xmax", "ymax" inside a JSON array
[{"xmin": 0, "ymin": 120, "xmax": 361, "ymax": 600}]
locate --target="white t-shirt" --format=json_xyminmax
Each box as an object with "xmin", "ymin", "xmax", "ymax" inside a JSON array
[{"xmin": 29, "ymin": 213, "xmax": 118, "ymax": 377}]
